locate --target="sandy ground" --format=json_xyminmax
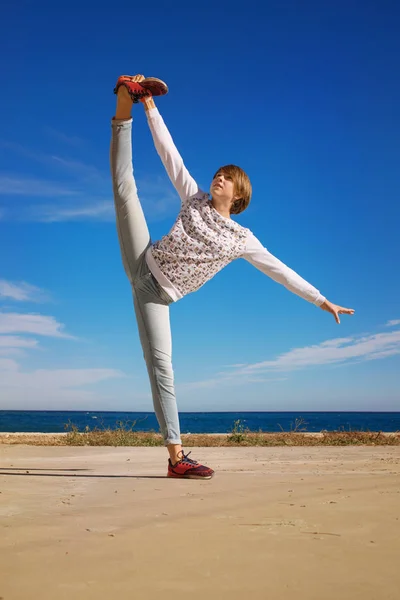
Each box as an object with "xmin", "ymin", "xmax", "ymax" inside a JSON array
[{"xmin": 0, "ymin": 446, "xmax": 399, "ymax": 600}]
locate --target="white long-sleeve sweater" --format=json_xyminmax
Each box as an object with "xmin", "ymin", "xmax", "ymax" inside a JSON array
[{"xmin": 145, "ymin": 108, "xmax": 325, "ymax": 307}]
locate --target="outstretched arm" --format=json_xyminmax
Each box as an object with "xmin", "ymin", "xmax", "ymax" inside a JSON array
[
  {"xmin": 243, "ymin": 232, "xmax": 354, "ymax": 323},
  {"xmin": 141, "ymin": 96, "xmax": 199, "ymax": 203}
]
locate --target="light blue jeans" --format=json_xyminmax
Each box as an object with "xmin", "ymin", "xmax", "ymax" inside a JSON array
[{"xmin": 110, "ymin": 118, "xmax": 181, "ymax": 445}]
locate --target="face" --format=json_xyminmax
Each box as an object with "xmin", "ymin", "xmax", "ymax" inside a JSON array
[{"xmin": 210, "ymin": 171, "xmax": 237, "ymax": 203}]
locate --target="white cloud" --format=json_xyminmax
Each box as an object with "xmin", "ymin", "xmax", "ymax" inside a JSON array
[
  {"xmin": 386, "ymin": 319, "xmax": 400, "ymax": 327},
  {"xmin": 0, "ymin": 176, "xmax": 79, "ymax": 197},
  {"xmin": 0, "ymin": 362, "xmax": 123, "ymax": 389},
  {"xmin": 0, "ymin": 386, "xmax": 119, "ymax": 411},
  {"xmin": 0, "ymin": 280, "xmax": 50, "ymax": 303},
  {"xmin": 0, "ymin": 312, "xmax": 74, "ymax": 338},
  {"xmin": 0, "ymin": 365, "xmax": 125, "ymax": 410},
  {"xmin": 0, "ymin": 335, "xmax": 38, "ymax": 358},
  {"xmin": 319, "ymin": 338, "xmax": 354, "ymax": 347},
  {"xmin": 178, "ymin": 324, "xmax": 400, "ymax": 391},
  {"xmin": 0, "ymin": 358, "xmax": 18, "ymax": 372},
  {"xmin": 0, "ymin": 306, "xmax": 125, "ymax": 409},
  {"xmin": 231, "ymin": 329, "xmax": 400, "ymax": 375},
  {"xmin": 0, "ymin": 336, "xmax": 38, "ymax": 349}
]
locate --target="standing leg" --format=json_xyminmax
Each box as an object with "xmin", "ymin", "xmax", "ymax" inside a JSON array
[
  {"xmin": 133, "ymin": 278, "xmax": 181, "ymax": 446},
  {"xmin": 134, "ymin": 279, "xmax": 213, "ymax": 479}
]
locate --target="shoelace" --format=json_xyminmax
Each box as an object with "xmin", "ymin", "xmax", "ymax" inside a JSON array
[
  {"xmin": 179, "ymin": 451, "xmax": 198, "ymax": 466},
  {"xmin": 130, "ymin": 88, "xmax": 149, "ymax": 100}
]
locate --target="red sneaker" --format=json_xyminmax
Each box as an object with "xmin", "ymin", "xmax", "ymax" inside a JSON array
[
  {"xmin": 167, "ymin": 451, "xmax": 214, "ymax": 480},
  {"xmin": 114, "ymin": 76, "xmax": 168, "ymax": 103}
]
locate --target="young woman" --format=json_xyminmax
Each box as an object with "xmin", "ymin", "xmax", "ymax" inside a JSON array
[{"xmin": 110, "ymin": 74, "xmax": 354, "ymax": 480}]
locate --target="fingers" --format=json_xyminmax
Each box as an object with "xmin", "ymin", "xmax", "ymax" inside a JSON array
[
  {"xmin": 322, "ymin": 301, "xmax": 354, "ymax": 323},
  {"xmin": 122, "ymin": 74, "xmax": 145, "ymax": 82},
  {"xmin": 335, "ymin": 305, "xmax": 355, "ymax": 323}
]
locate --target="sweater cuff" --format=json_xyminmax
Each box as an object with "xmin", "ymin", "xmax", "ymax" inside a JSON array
[
  {"xmin": 111, "ymin": 117, "xmax": 133, "ymax": 127},
  {"xmin": 146, "ymin": 107, "xmax": 160, "ymax": 120},
  {"xmin": 314, "ymin": 293, "xmax": 326, "ymax": 307}
]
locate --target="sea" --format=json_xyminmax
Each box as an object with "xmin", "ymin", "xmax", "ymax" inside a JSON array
[{"xmin": 1, "ymin": 411, "xmax": 400, "ymax": 434}]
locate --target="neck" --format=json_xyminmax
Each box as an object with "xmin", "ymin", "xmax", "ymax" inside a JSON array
[{"xmin": 211, "ymin": 197, "xmax": 231, "ymax": 219}]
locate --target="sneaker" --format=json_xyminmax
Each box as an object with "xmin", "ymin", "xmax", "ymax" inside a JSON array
[
  {"xmin": 114, "ymin": 76, "xmax": 168, "ymax": 103},
  {"xmin": 167, "ymin": 451, "xmax": 214, "ymax": 480}
]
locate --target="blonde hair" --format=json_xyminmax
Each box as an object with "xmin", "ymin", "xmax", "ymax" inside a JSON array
[{"xmin": 213, "ymin": 165, "xmax": 252, "ymax": 215}]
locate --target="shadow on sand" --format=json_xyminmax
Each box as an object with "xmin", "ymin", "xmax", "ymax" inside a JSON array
[{"xmin": 0, "ymin": 468, "xmax": 166, "ymax": 479}]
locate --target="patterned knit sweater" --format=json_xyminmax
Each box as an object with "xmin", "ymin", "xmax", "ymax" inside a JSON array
[{"xmin": 145, "ymin": 108, "xmax": 325, "ymax": 307}]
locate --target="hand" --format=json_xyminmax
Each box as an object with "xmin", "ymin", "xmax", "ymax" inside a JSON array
[
  {"xmin": 121, "ymin": 74, "xmax": 145, "ymax": 83},
  {"xmin": 116, "ymin": 74, "xmax": 145, "ymax": 101},
  {"xmin": 119, "ymin": 75, "xmax": 156, "ymax": 111},
  {"xmin": 320, "ymin": 299, "xmax": 355, "ymax": 324},
  {"xmin": 115, "ymin": 75, "xmax": 147, "ymax": 119}
]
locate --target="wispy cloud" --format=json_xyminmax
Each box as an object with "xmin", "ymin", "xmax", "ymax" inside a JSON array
[
  {"xmin": 0, "ymin": 335, "xmax": 38, "ymax": 358},
  {"xmin": 0, "ymin": 312, "xmax": 74, "ymax": 339},
  {"xmin": 50, "ymin": 156, "xmax": 107, "ymax": 186},
  {"xmin": 44, "ymin": 128, "xmax": 87, "ymax": 147},
  {"xmin": 21, "ymin": 178, "xmax": 178, "ymax": 223},
  {"xmin": 1, "ymin": 173, "xmax": 177, "ymax": 223},
  {"xmin": 0, "ymin": 142, "xmax": 103, "ymax": 183},
  {"xmin": 0, "ymin": 361, "xmax": 123, "ymax": 389},
  {"xmin": 1, "ymin": 135, "xmax": 180, "ymax": 223},
  {"xmin": 386, "ymin": 319, "xmax": 400, "ymax": 327},
  {"xmin": 32, "ymin": 200, "xmax": 114, "ymax": 222},
  {"xmin": 178, "ymin": 324, "xmax": 400, "ymax": 391},
  {"xmin": 0, "ymin": 280, "xmax": 50, "ymax": 303},
  {"xmin": 0, "ymin": 141, "xmax": 48, "ymax": 162},
  {"xmin": 0, "ymin": 358, "xmax": 124, "ymax": 409},
  {"xmin": 0, "ymin": 301, "xmax": 125, "ymax": 409},
  {"xmin": 230, "ymin": 328, "xmax": 400, "ymax": 376},
  {"xmin": 0, "ymin": 176, "xmax": 79, "ymax": 197},
  {"xmin": 0, "ymin": 335, "xmax": 38, "ymax": 349}
]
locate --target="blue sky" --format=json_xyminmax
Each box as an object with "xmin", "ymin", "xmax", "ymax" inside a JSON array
[{"xmin": 0, "ymin": 0, "xmax": 399, "ymax": 412}]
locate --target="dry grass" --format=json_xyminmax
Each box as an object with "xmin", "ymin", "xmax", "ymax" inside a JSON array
[{"xmin": 0, "ymin": 418, "xmax": 399, "ymax": 448}]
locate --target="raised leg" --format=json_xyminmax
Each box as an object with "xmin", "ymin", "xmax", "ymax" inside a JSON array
[
  {"xmin": 110, "ymin": 84, "xmax": 150, "ymax": 282},
  {"xmin": 110, "ymin": 82, "xmax": 184, "ymax": 462}
]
